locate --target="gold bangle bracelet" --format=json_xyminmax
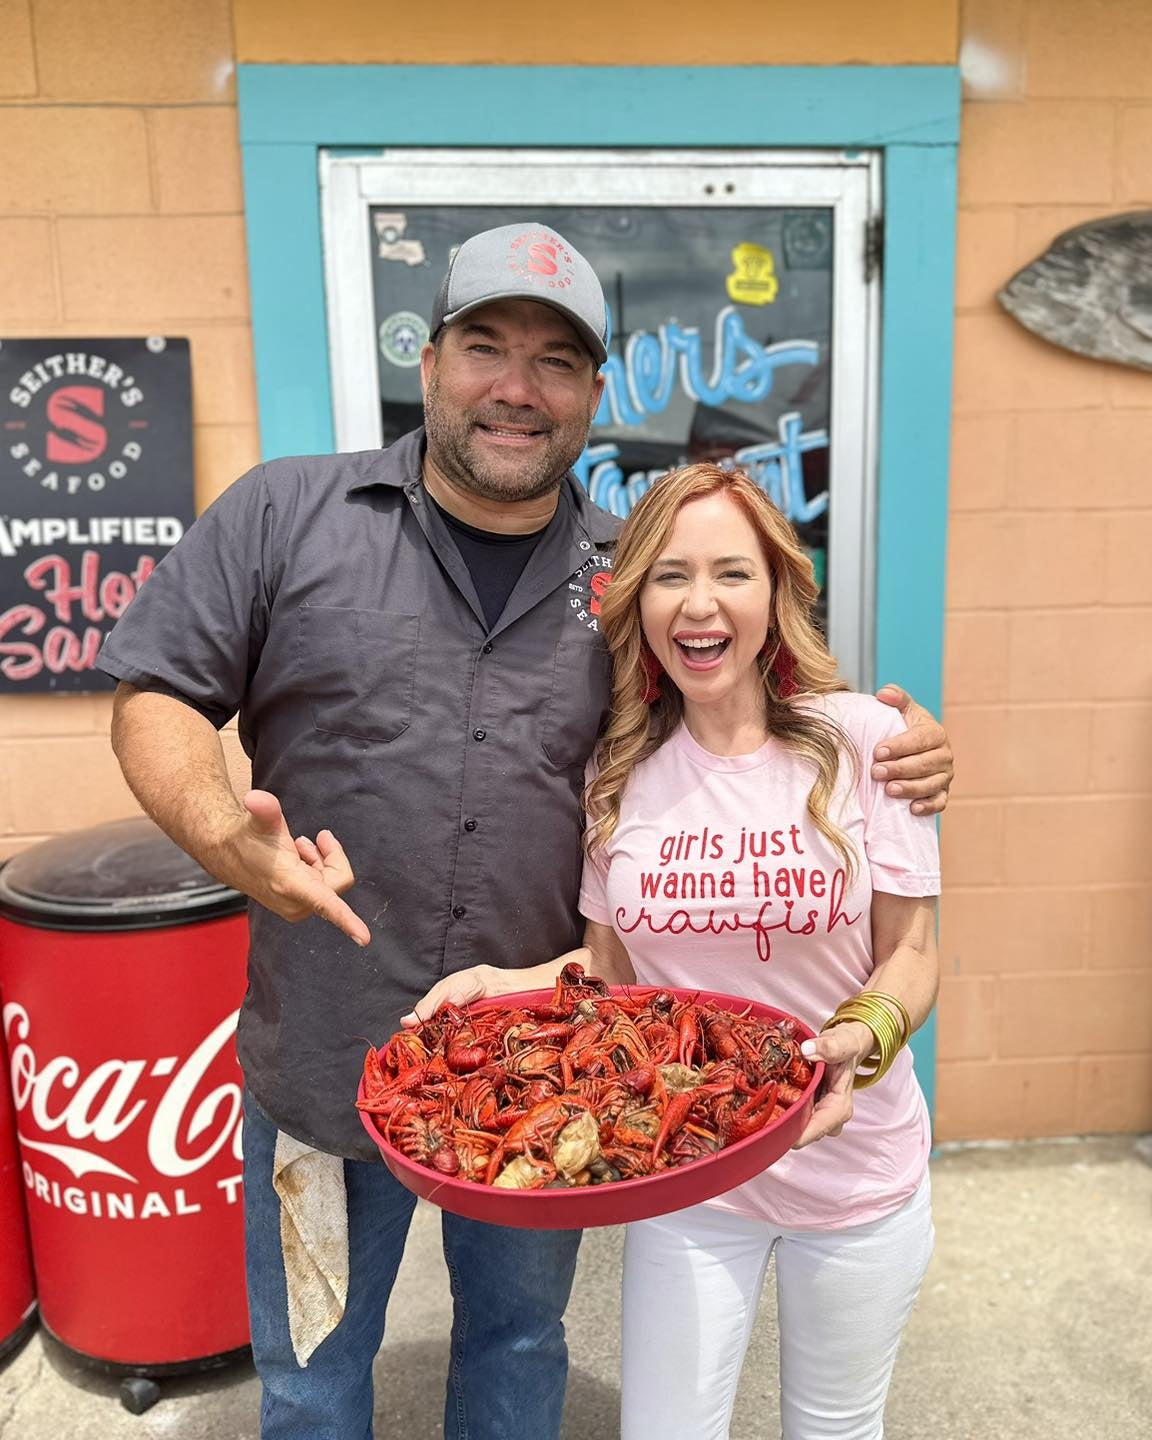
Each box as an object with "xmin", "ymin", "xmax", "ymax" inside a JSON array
[
  {"xmin": 849, "ymin": 998, "xmax": 899, "ymax": 1087},
  {"xmin": 822, "ymin": 992, "xmax": 908, "ymax": 1089},
  {"xmin": 830, "ymin": 991, "xmax": 912, "ymax": 1051},
  {"xmin": 868, "ymin": 991, "xmax": 912, "ymax": 1048},
  {"xmin": 847, "ymin": 996, "xmax": 901, "ymax": 1081}
]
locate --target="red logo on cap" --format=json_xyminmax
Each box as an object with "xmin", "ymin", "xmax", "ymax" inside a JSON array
[
  {"xmin": 508, "ymin": 230, "xmax": 576, "ymax": 293},
  {"xmin": 526, "ymin": 242, "xmax": 559, "ymax": 276}
]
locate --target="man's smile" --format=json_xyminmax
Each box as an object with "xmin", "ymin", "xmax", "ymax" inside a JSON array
[{"xmin": 474, "ymin": 421, "xmax": 549, "ymax": 445}]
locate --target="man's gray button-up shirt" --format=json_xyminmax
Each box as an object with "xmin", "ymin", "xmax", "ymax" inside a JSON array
[{"xmin": 98, "ymin": 428, "xmax": 621, "ymax": 1159}]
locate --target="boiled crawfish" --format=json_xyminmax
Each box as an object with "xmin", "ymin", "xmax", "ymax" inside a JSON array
[{"xmin": 357, "ymin": 963, "xmax": 814, "ymax": 1189}]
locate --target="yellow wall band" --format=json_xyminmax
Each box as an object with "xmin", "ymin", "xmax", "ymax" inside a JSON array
[{"xmin": 233, "ymin": 0, "xmax": 959, "ymax": 67}]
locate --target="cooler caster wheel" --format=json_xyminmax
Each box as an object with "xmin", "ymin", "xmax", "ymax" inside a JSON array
[{"xmin": 119, "ymin": 1376, "xmax": 162, "ymax": 1414}]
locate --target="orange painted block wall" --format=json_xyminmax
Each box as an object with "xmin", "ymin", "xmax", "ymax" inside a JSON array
[
  {"xmin": 1, "ymin": 0, "xmax": 1149, "ymax": 1140},
  {"xmin": 939, "ymin": 0, "xmax": 1152, "ymax": 1140}
]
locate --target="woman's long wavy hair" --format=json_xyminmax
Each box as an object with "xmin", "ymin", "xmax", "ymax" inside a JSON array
[{"xmin": 584, "ymin": 463, "xmax": 858, "ymax": 877}]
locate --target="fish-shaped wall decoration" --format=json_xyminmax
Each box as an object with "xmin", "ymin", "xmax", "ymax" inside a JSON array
[{"xmin": 998, "ymin": 210, "xmax": 1152, "ymax": 371}]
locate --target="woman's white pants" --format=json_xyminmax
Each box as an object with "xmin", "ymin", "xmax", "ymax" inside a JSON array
[{"xmin": 620, "ymin": 1176, "xmax": 933, "ymax": 1440}]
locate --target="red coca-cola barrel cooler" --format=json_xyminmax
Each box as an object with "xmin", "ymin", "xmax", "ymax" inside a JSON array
[
  {"xmin": 0, "ymin": 817, "xmax": 250, "ymax": 1406},
  {"xmin": 0, "ymin": 1016, "xmax": 36, "ymax": 1364}
]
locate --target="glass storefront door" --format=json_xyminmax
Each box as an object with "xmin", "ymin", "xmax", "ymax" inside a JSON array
[{"xmin": 321, "ymin": 149, "xmax": 880, "ymax": 684}]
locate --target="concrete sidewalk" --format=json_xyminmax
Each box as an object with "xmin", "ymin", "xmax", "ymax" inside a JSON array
[{"xmin": 1, "ymin": 1136, "xmax": 1149, "ymax": 1438}]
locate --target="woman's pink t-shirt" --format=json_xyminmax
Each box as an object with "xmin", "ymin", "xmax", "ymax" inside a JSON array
[{"xmin": 578, "ymin": 691, "xmax": 941, "ymax": 1230}]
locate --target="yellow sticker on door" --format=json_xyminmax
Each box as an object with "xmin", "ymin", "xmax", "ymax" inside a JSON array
[{"xmin": 726, "ymin": 243, "xmax": 779, "ymax": 306}]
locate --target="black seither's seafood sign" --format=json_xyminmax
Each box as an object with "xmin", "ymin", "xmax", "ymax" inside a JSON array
[{"xmin": 0, "ymin": 337, "xmax": 193, "ymax": 692}]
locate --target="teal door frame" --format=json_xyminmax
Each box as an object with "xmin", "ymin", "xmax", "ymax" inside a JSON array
[{"xmin": 236, "ymin": 63, "xmax": 959, "ymax": 1120}]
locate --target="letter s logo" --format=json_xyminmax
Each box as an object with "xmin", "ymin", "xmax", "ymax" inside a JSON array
[
  {"xmin": 46, "ymin": 386, "xmax": 107, "ymax": 463},
  {"xmin": 526, "ymin": 242, "xmax": 559, "ymax": 277}
]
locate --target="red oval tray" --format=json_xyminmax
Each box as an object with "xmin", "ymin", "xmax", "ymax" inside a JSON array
[{"xmin": 357, "ymin": 987, "xmax": 824, "ymax": 1229}]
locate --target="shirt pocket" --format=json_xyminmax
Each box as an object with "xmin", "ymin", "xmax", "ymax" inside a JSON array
[
  {"xmin": 541, "ymin": 635, "xmax": 612, "ymax": 769},
  {"xmin": 298, "ymin": 606, "xmax": 419, "ymax": 742}
]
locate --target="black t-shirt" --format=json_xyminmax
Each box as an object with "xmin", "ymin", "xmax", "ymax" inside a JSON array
[{"xmin": 430, "ymin": 497, "xmax": 548, "ymax": 629}]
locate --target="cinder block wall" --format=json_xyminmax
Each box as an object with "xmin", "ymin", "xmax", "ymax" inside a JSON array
[
  {"xmin": 0, "ymin": 0, "xmax": 258, "ymax": 854},
  {"xmin": 936, "ymin": 0, "xmax": 1152, "ymax": 1138}
]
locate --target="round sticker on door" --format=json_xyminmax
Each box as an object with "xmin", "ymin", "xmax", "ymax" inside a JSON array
[{"xmin": 379, "ymin": 311, "xmax": 429, "ymax": 368}]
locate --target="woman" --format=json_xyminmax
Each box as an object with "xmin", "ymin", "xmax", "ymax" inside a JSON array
[{"xmin": 407, "ymin": 463, "xmax": 940, "ymax": 1440}]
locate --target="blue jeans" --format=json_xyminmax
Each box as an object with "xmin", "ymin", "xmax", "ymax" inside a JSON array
[{"xmin": 243, "ymin": 1094, "xmax": 583, "ymax": 1440}]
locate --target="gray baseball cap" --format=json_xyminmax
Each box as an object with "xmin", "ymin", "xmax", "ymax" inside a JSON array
[{"xmin": 430, "ymin": 223, "xmax": 608, "ymax": 365}]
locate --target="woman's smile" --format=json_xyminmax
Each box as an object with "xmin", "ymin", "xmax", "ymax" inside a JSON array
[
  {"xmin": 672, "ymin": 631, "xmax": 732, "ymax": 669},
  {"xmin": 640, "ymin": 493, "xmax": 773, "ymax": 716}
]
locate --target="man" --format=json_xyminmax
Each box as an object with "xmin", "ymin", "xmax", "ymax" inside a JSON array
[{"xmin": 99, "ymin": 223, "xmax": 953, "ymax": 1439}]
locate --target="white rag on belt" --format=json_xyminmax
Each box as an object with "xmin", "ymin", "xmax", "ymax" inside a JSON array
[{"xmin": 272, "ymin": 1131, "xmax": 349, "ymax": 1367}]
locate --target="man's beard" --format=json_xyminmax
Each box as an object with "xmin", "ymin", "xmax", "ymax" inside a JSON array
[{"xmin": 423, "ymin": 374, "xmax": 593, "ymax": 504}]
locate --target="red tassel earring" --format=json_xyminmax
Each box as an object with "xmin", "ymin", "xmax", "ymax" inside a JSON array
[
  {"xmin": 761, "ymin": 635, "xmax": 798, "ymax": 699},
  {"xmin": 641, "ymin": 644, "xmax": 664, "ymax": 704},
  {"xmin": 773, "ymin": 644, "xmax": 798, "ymax": 699}
]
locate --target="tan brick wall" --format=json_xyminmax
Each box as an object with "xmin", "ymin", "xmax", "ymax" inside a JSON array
[
  {"xmin": 937, "ymin": 0, "xmax": 1152, "ymax": 1140},
  {"xmin": 0, "ymin": 1, "xmax": 258, "ymax": 858}
]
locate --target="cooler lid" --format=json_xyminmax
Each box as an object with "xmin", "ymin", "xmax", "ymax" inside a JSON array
[{"xmin": 0, "ymin": 817, "xmax": 247, "ymax": 931}]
